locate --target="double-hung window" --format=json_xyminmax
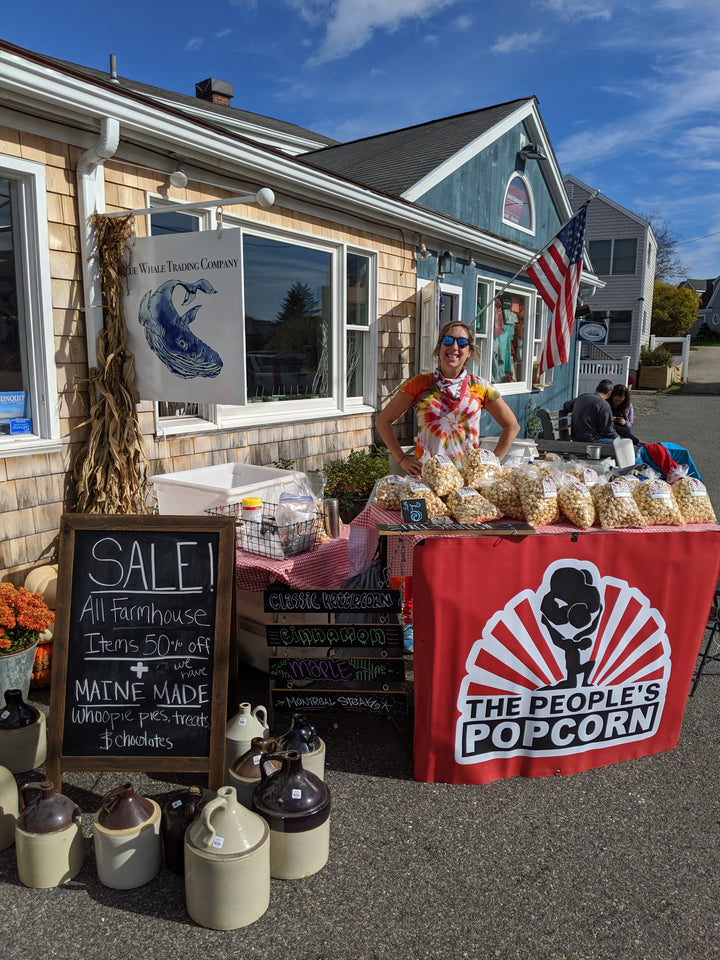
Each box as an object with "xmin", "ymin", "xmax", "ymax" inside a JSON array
[
  {"xmin": 150, "ymin": 214, "xmax": 377, "ymax": 433},
  {"xmin": 0, "ymin": 157, "xmax": 58, "ymax": 455},
  {"xmin": 588, "ymin": 238, "xmax": 637, "ymax": 275},
  {"xmin": 474, "ymin": 278, "xmax": 535, "ymax": 392}
]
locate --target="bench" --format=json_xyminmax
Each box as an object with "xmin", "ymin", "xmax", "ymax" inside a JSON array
[{"xmin": 535, "ymin": 408, "xmax": 615, "ymax": 459}]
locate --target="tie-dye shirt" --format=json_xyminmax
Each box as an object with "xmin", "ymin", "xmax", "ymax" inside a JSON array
[{"xmin": 399, "ymin": 371, "xmax": 500, "ymax": 467}]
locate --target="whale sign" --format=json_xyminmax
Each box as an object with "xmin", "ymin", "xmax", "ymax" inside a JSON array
[
  {"xmin": 412, "ymin": 529, "xmax": 720, "ymax": 785},
  {"xmin": 122, "ymin": 230, "xmax": 244, "ymax": 403}
]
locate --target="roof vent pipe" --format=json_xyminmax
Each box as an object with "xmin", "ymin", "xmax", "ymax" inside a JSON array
[{"xmin": 109, "ymin": 54, "xmax": 119, "ymax": 83}]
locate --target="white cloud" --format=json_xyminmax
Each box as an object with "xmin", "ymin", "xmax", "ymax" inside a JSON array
[
  {"xmin": 290, "ymin": 0, "xmax": 459, "ymax": 65},
  {"xmin": 491, "ymin": 30, "xmax": 543, "ymax": 54},
  {"xmin": 538, "ymin": 0, "xmax": 613, "ymax": 20},
  {"xmin": 184, "ymin": 36, "xmax": 203, "ymax": 52},
  {"xmin": 215, "ymin": 28, "xmax": 232, "ymax": 38},
  {"xmin": 453, "ymin": 15, "xmax": 472, "ymax": 30}
]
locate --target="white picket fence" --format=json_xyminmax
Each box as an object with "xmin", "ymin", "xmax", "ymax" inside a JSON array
[{"xmin": 575, "ymin": 356, "xmax": 631, "ymax": 395}]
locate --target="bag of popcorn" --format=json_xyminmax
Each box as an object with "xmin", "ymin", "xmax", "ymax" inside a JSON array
[
  {"xmin": 670, "ymin": 476, "xmax": 717, "ymax": 523},
  {"xmin": 556, "ymin": 475, "xmax": 596, "ymax": 530},
  {"xmin": 480, "ymin": 477, "xmax": 525, "ymax": 520},
  {"xmin": 632, "ymin": 478, "xmax": 684, "ymax": 526},
  {"xmin": 401, "ymin": 479, "xmax": 449, "ymax": 518},
  {"xmin": 516, "ymin": 466, "xmax": 559, "ymax": 527},
  {"xmin": 461, "ymin": 448, "xmax": 504, "ymax": 487},
  {"xmin": 592, "ymin": 478, "xmax": 646, "ymax": 529},
  {"xmin": 446, "ymin": 486, "xmax": 503, "ymax": 523},
  {"xmin": 421, "ymin": 454, "xmax": 464, "ymax": 497},
  {"xmin": 373, "ymin": 475, "xmax": 406, "ymax": 511}
]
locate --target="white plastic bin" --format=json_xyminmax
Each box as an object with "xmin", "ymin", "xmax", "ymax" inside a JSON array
[
  {"xmin": 150, "ymin": 463, "xmax": 307, "ymax": 515},
  {"xmin": 477, "ymin": 437, "xmax": 538, "ymax": 462}
]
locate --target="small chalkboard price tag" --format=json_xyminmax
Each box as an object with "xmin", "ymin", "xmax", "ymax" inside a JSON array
[
  {"xmin": 401, "ymin": 498, "xmax": 428, "ymax": 523},
  {"xmin": 47, "ymin": 514, "xmax": 235, "ymax": 789}
]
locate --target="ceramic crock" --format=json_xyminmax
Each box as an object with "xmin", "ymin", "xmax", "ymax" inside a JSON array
[
  {"xmin": 93, "ymin": 781, "xmax": 162, "ymax": 889},
  {"xmin": 0, "ymin": 688, "xmax": 47, "ymax": 774},
  {"xmin": 252, "ymin": 750, "xmax": 331, "ymax": 880},
  {"xmin": 225, "ymin": 702, "xmax": 270, "ymax": 773},
  {"xmin": 0, "ymin": 763, "xmax": 19, "ymax": 851},
  {"xmin": 228, "ymin": 736, "xmax": 282, "ymax": 809},
  {"xmin": 276, "ymin": 713, "xmax": 326, "ymax": 781},
  {"xmin": 15, "ymin": 780, "xmax": 83, "ymax": 888},
  {"xmin": 184, "ymin": 785, "xmax": 270, "ymax": 930},
  {"xmin": 161, "ymin": 786, "xmax": 206, "ymax": 875}
]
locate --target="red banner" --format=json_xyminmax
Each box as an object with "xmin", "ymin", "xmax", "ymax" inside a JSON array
[{"xmin": 413, "ymin": 528, "xmax": 720, "ymax": 784}]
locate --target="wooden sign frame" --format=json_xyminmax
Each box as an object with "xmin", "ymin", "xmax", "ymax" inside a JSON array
[{"xmin": 47, "ymin": 513, "xmax": 236, "ymax": 790}]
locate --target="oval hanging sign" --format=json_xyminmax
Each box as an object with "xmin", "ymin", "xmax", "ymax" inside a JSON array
[{"xmin": 577, "ymin": 320, "xmax": 607, "ymax": 343}]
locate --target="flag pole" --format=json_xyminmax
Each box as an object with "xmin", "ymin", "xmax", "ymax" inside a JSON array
[{"xmin": 472, "ymin": 191, "xmax": 600, "ymax": 326}]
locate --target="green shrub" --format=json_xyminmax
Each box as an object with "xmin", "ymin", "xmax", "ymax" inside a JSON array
[
  {"xmin": 640, "ymin": 346, "xmax": 673, "ymax": 367},
  {"xmin": 323, "ymin": 446, "xmax": 389, "ymax": 512}
]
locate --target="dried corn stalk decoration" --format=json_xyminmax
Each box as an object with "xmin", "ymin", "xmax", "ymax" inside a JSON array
[{"xmin": 73, "ymin": 213, "xmax": 152, "ymax": 514}]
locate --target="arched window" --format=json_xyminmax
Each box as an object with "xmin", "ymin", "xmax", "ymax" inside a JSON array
[{"xmin": 503, "ymin": 174, "xmax": 534, "ymax": 233}]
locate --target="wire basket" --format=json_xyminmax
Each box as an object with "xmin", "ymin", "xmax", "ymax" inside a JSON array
[{"xmin": 206, "ymin": 500, "xmax": 322, "ymax": 559}]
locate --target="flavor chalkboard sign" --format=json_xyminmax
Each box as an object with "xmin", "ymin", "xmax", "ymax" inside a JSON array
[
  {"xmin": 265, "ymin": 588, "xmax": 407, "ymax": 715},
  {"xmin": 47, "ymin": 514, "xmax": 235, "ymax": 789}
]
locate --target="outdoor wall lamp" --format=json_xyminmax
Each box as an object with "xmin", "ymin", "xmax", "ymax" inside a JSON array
[
  {"xmin": 575, "ymin": 302, "xmax": 592, "ymax": 319},
  {"xmin": 418, "ymin": 242, "xmax": 429, "ymax": 259},
  {"xmin": 518, "ymin": 142, "xmax": 546, "ymax": 161},
  {"xmin": 169, "ymin": 162, "xmax": 188, "ymax": 189},
  {"xmin": 438, "ymin": 251, "xmax": 455, "ymax": 275}
]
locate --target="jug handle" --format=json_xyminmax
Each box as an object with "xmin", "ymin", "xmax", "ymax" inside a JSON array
[
  {"xmin": 19, "ymin": 781, "xmax": 42, "ymax": 810},
  {"xmin": 196, "ymin": 794, "xmax": 225, "ymax": 848},
  {"xmin": 252, "ymin": 705, "xmax": 268, "ymax": 729}
]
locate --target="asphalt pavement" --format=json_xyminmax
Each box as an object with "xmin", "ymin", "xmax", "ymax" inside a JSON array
[{"xmin": 1, "ymin": 349, "xmax": 719, "ymax": 960}]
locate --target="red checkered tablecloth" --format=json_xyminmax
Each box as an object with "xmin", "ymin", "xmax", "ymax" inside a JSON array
[{"xmin": 235, "ymin": 526, "xmax": 351, "ymax": 592}]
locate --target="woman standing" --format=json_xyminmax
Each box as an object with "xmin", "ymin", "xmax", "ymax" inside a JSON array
[{"xmin": 375, "ymin": 320, "xmax": 520, "ymax": 474}]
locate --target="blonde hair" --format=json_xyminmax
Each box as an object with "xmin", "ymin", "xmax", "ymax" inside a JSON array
[{"xmin": 432, "ymin": 321, "xmax": 479, "ymax": 367}]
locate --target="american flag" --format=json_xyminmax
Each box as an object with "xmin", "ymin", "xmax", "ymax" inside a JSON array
[{"xmin": 528, "ymin": 205, "xmax": 588, "ymax": 374}]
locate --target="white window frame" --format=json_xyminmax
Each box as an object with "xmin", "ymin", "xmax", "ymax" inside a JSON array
[
  {"xmin": 216, "ymin": 218, "xmax": 378, "ymax": 430},
  {"xmin": 502, "ymin": 172, "xmax": 535, "ymax": 236},
  {"xmin": 475, "ymin": 276, "xmax": 537, "ymax": 394},
  {"xmin": 416, "ymin": 279, "xmax": 463, "ymax": 375},
  {"xmin": 0, "ymin": 156, "xmax": 59, "ymax": 457}
]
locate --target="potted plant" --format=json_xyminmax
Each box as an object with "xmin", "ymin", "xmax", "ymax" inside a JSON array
[
  {"xmin": 324, "ymin": 446, "xmax": 389, "ymax": 522},
  {"xmin": 638, "ymin": 346, "xmax": 673, "ymax": 389},
  {"xmin": 0, "ymin": 582, "xmax": 55, "ymax": 698}
]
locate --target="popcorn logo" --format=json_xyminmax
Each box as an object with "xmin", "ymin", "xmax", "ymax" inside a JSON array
[{"xmin": 456, "ymin": 560, "xmax": 670, "ymax": 763}]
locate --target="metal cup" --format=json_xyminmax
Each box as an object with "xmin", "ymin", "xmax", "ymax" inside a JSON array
[{"xmin": 323, "ymin": 499, "xmax": 341, "ymax": 538}]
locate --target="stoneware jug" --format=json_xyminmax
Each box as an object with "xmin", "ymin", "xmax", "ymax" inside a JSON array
[
  {"xmin": 93, "ymin": 781, "xmax": 161, "ymax": 889},
  {"xmin": 277, "ymin": 712, "xmax": 326, "ymax": 781},
  {"xmin": 225, "ymin": 702, "xmax": 269, "ymax": 773},
  {"xmin": 0, "ymin": 763, "xmax": 19, "ymax": 851},
  {"xmin": 0, "ymin": 688, "xmax": 47, "ymax": 774},
  {"xmin": 161, "ymin": 786, "xmax": 206, "ymax": 875},
  {"xmin": 184, "ymin": 785, "xmax": 270, "ymax": 930},
  {"xmin": 253, "ymin": 749, "xmax": 331, "ymax": 880},
  {"xmin": 228, "ymin": 736, "xmax": 282, "ymax": 809},
  {"xmin": 15, "ymin": 780, "xmax": 83, "ymax": 888}
]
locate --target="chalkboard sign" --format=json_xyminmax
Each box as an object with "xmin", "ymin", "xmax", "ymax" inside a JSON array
[
  {"xmin": 266, "ymin": 588, "xmax": 407, "ymax": 715},
  {"xmin": 47, "ymin": 514, "xmax": 235, "ymax": 789}
]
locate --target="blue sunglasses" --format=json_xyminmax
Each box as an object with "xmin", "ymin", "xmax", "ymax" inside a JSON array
[{"xmin": 441, "ymin": 335, "xmax": 470, "ymax": 347}]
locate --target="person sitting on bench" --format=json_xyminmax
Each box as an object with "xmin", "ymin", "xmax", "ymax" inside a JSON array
[{"xmin": 563, "ymin": 379, "xmax": 619, "ymax": 443}]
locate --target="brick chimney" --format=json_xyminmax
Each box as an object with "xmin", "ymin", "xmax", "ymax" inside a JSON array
[{"xmin": 195, "ymin": 78, "xmax": 234, "ymax": 107}]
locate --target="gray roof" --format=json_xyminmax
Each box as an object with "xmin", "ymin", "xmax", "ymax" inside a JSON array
[
  {"xmin": 304, "ymin": 97, "xmax": 535, "ymax": 196},
  {"xmin": 6, "ymin": 41, "xmax": 338, "ymax": 149}
]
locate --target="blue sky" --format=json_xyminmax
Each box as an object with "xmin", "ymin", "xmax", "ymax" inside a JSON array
[{"xmin": 4, "ymin": 0, "xmax": 720, "ymax": 278}]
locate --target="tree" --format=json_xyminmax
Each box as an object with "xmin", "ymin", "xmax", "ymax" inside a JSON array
[
  {"xmin": 636, "ymin": 212, "xmax": 689, "ymax": 282},
  {"xmin": 651, "ymin": 280, "xmax": 699, "ymax": 337}
]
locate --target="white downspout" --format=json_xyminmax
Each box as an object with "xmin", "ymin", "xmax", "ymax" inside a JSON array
[{"xmin": 76, "ymin": 117, "xmax": 120, "ymax": 370}]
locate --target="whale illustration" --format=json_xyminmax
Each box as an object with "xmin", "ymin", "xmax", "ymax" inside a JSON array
[{"xmin": 137, "ymin": 278, "xmax": 223, "ymax": 379}]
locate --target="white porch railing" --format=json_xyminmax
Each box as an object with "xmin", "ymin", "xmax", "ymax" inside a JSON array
[{"xmin": 575, "ymin": 356, "xmax": 631, "ymax": 395}]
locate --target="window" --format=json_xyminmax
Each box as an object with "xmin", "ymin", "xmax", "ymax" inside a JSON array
[
  {"xmin": 532, "ymin": 299, "xmax": 550, "ymax": 387},
  {"xmin": 588, "ymin": 238, "xmax": 637, "ymax": 275},
  {"xmin": 590, "ymin": 310, "xmax": 632, "ymax": 345},
  {"xmin": 607, "ymin": 310, "xmax": 632, "ymax": 344},
  {"xmin": 243, "ymin": 234, "xmax": 331, "ymax": 401},
  {"xmin": 473, "ymin": 278, "xmax": 534, "ymax": 391},
  {"xmin": 502, "ymin": 174, "xmax": 534, "ymax": 233},
  {"xmin": 346, "ymin": 252, "xmax": 370, "ymax": 397},
  {"xmin": 0, "ymin": 158, "xmax": 58, "ymax": 453}
]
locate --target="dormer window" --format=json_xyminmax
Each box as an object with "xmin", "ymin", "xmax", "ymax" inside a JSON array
[{"xmin": 503, "ymin": 173, "xmax": 534, "ymax": 233}]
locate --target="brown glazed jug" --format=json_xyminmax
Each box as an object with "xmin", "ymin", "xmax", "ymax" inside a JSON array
[
  {"xmin": 252, "ymin": 749, "xmax": 331, "ymax": 880},
  {"xmin": 161, "ymin": 786, "xmax": 206, "ymax": 875},
  {"xmin": 93, "ymin": 781, "xmax": 161, "ymax": 889},
  {"xmin": 225, "ymin": 702, "xmax": 270, "ymax": 773},
  {"xmin": 228, "ymin": 737, "xmax": 282, "ymax": 809},
  {"xmin": 0, "ymin": 689, "xmax": 47, "ymax": 774},
  {"xmin": 15, "ymin": 780, "xmax": 83, "ymax": 887},
  {"xmin": 277, "ymin": 712, "xmax": 326, "ymax": 780}
]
